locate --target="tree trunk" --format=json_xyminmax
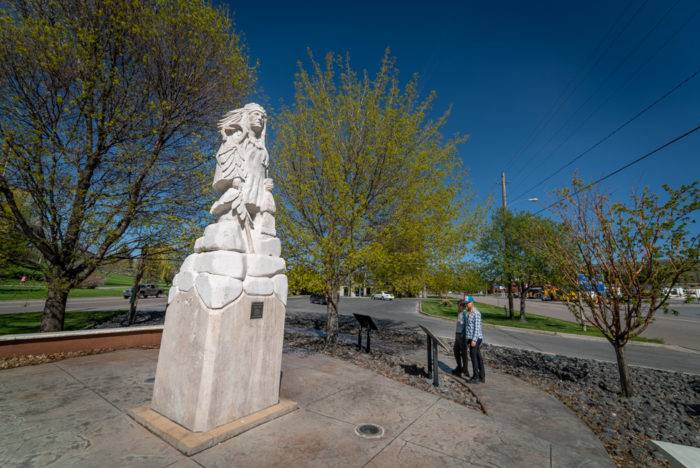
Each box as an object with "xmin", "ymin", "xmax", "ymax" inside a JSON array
[
  {"xmin": 519, "ymin": 283, "xmax": 527, "ymax": 321},
  {"xmin": 40, "ymin": 278, "xmax": 71, "ymax": 332},
  {"xmin": 325, "ymin": 287, "xmax": 340, "ymax": 345},
  {"xmin": 613, "ymin": 342, "xmax": 634, "ymax": 397},
  {"xmin": 506, "ymin": 279, "xmax": 514, "ymax": 319},
  {"xmin": 127, "ymin": 254, "xmax": 147, "ymax": 325}
]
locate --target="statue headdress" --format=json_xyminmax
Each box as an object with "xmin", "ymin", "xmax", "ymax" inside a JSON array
[{"xmin": 218, "ymin": 103, "xmax": 267, "ymax": 144}]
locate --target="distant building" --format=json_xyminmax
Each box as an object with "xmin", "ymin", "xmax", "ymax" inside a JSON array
[{"xmin": 339, "ymin": 285, "xmax": 371, "ymax": 297}]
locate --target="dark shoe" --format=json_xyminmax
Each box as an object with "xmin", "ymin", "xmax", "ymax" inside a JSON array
[
  {"xmin": 468, "ymin": 377, "xmax": 480, "ymax": 383},
  {"xmin": 480, "ymin": 378, "xmax": 485, "ymax": 383},
  {"xmin": 451, "ymin": 368, "xmax": 462, "ymax": 377}
]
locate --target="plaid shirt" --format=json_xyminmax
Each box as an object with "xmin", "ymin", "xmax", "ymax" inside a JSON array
[{"xmin": 465, "ymin": 308, "xmax": 483, "ymax": 341}]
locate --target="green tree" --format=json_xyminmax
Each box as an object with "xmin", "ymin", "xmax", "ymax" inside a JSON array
[
  {"xmin": 477, "ymin": 211, "xmax": 559, "ymax": 319},
  {"xmin": 273, "ymin": 51, "xmax": 467, "ymax": 343},
  {"xmin": 508, "ymin": 214, "xmax": 560, "ymax": 320},
  {"xmin": 287, "ymin": 264, "xmax": 325, "ymax": 295},
  {"xmin": 0, "ymin": 0, "xmax": 255, "ymax": 331},
  {"xmin": 454, "ymin": 265, "xmax": 487, "ymax": 295},
  {"xmin": 545, "ymin": 181, "xmax": 698, "ymax": 397}
]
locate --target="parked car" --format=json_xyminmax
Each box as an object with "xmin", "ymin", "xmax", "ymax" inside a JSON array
[
  {"xmin": 310, "ymin": 294, "xmax": 327, "ymax": 305},
  {"xmin": 123, "ymin": 284, "xmax": 163, "ymax": 299},
  {"xmin": 372, "ymin": 291, "xmax": 394, "ymax": 301}
]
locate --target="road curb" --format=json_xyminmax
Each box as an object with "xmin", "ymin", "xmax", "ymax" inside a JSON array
[{"xmin": 416, "ymin": 299, "xmax": 700, "ymax": 355}]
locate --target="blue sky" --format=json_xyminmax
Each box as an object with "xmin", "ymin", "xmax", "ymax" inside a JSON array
[{"xmin": 227, "ymin": 0, "xmax": 699, "ymax": 216}]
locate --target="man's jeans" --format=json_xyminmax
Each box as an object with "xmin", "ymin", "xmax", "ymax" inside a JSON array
[
  {"xmin": 453, "ymin": 332, "xmax": 468, "ymax": 376},
  {"xmin": 469, "ymin": 338, "xmax": 485, "ymax": 381}
]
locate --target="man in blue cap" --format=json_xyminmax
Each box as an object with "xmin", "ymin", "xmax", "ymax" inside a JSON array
[{"xmin": 464, "ymin": 295, "xmax": 485, "ymax": 383}]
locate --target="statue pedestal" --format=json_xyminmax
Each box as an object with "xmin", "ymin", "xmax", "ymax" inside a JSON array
[
  {"xmin": 152, "ymin": 290, "xmax": 287, "ymax": 432},
  {"xmin": 130, "ymin": 285, "xmax": 295, "ymax": 454}
]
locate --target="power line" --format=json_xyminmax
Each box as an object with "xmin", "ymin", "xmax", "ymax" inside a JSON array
[
  {"xmin": 513, "ymin": 5, "xmax": 699, "ymax": 191},
  {"xmin": 511, "ymin": 67, "xmax": 700, "ymax": 204},
  {"xmin": 511, "ymin": 0, "xmax": 683, "ymax": 185},
  {"xmin": 500, "ymin": 0, "xmax": 640, "ymax": 170},
  {"xmin": 533, "ymin": 123, "xmax": 700, "ymax": 215}
]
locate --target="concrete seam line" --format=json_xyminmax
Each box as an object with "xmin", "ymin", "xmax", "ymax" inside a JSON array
[
  {"xmin": 402, "ymin": 439, "xmax": 472, "ymax": 464},
  {"xmin": 361, "ymin": 396, "xmax": 442, "ymax": 468},
  {"xmin": 54, "ymin": 360, "xmax": 127, "ymax": 414}
]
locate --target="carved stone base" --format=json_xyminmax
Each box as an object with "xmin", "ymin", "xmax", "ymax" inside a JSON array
[
  {"xmin": 129, "ymin": 399, "xmax": 298, "ymax": 456},
  {"xmin": 152, "ymin": 290, "xmax": 286, "ymax": 432}
]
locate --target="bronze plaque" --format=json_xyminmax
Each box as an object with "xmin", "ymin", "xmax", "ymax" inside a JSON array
[{"xmin": 250, "ymin": 302, "xmax": 264, "ymax": 319}]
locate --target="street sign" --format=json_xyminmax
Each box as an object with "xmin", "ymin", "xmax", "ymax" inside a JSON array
[{"xmin": 577, "ymin": 273, "xmax": 606, "ymax": 294}]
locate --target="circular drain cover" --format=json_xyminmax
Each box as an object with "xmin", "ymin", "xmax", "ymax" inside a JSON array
[{"xmin": 354, "ymin": 423, "xmax": 384, "ymax": 439}]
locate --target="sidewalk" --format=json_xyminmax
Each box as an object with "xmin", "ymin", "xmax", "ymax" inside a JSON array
[{"xmin": 0, "ymin": 348, "xmax": 612, "ymax": 467}]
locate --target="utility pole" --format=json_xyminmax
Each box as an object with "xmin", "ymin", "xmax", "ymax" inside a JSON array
[
  {"xmin": 501, "ymin": 172, "xmax": 507, "ymax": 209},
  {"xmin": 501, "ymin": 172, "xmax": 513, "ymax": 318}
]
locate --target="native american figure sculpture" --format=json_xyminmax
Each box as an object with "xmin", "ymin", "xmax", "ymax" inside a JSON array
[
  {"xmin": 149, "ymin": 103, "xmax": 289, "ymax": 435},
  {"xmin": 210, "ymin": 103, "xmax": 276, "ymax": 246}
]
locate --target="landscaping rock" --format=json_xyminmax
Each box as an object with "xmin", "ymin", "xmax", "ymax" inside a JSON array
[{"xmin": 482, "ymin": 344, "xmax": 700, "ymax": 466}]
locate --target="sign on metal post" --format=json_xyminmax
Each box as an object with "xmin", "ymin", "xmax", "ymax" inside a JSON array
[
  {"xmin": 353, "ymin": 313, "xmax": 378, "ymax": 353},
  {"xmin": 418, "ymin": 325, "xmax": 448, "ymax": 387}
]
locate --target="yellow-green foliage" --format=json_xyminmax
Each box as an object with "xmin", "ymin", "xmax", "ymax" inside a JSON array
[
  {"xmin": 273, "ymin": 50, "xmax": 471, "ymax": 304},
  {"xmin": 287, "ymin": 265, "xmax": 325, "ymax": 295}
]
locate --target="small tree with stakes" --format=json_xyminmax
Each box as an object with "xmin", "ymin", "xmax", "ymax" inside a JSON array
[{"xmin": 544, "ymin": 180, "xmax": 698, "ymax": 397}]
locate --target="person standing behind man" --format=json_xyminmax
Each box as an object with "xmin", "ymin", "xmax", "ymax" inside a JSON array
[
  {"xmin": 452, "ymin": 300, "xmax": 469, "ymax": 377},
  {"xmin": 464, "ymin": 296, "xmax": 485, "ymax": 383}
]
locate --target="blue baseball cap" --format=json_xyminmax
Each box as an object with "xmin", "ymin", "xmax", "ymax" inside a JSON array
[{"xmin": 464, "ymin": 295, "xmax": 474, "ymax": 303}]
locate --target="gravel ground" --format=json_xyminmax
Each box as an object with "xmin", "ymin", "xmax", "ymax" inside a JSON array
[
  {"xmin": 90, "ymin": 310, "xmax": 165, "ymax": 328},
  {"xmin": 283, "ymin": 313, "xmax": 483, "ymax": 413},
  {"xmin": 0, "ymin": 347, "xmax": 157, "ymax": 370},
  {"xmin": 482, "ymin": 344, "xmax": 699, "ymax": 467}
]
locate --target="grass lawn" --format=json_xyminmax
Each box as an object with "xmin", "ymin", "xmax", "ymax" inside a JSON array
[
  {"xmin": 421, "ymin": 299, "xmax": 663, "ymax": 344},
  {"xmin": 0, "ymin": 310, "xmax": 124, "ymax": 335},
  {"xmin": 0, "ymin": 285, "xmax": 127, "ymax": 301},
  {"xmin": 0, "ymin": 273, "xmax": 170, "ymax": 301},
  {"xmin": 103, "ymin": 272, "xmax": 135, "ymax": 286}
]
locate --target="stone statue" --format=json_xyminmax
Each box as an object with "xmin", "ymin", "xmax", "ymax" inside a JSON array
[
  {"xmin": 143, "ymin": 103, "xmax": 291, "ymax": 440},
  {"xmin": 210, "ymin": 103, "xmax": 276, "ymax": 247}
]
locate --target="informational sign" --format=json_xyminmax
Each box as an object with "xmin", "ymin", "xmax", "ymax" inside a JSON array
[{"xmin": 353, "ymin": 313, "xmax": 379, "ymax": 352}]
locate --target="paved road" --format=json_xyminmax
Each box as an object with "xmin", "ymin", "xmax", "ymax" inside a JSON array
[
  {"xmin": 4, "ymin": 295, "xmax": 698, "ymax": 374},
  {"xmin": 477, "ymin": 295, "xmax": 700, "ymax": 351},
  {"xmin": 0, "ymin": 296, "xmax": 166, "ymax": 314}
]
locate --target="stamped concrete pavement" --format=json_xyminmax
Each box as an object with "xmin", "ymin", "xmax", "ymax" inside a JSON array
[{"xmin": 0, "ymin": 348, "xmax": 612, "ymax": 467}]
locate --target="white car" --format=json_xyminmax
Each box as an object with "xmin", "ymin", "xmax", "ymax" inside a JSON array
[{"xmin": 372, "ymin": 292, "xmax": 394, "ymax": 300}]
